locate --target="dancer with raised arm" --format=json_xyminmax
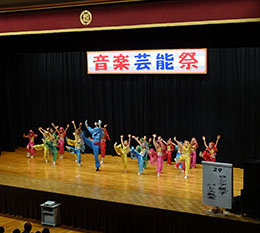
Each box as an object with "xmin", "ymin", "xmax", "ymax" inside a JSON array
[
  {"xmin": 130, "ymin": 135, "xmax": 149, "ymax": 175},
  {"xmin": 23, "ymin": 130, "xmax": 37, "ymax": 158},
  {"xmin": 114, "ymin": 134, "xmax": 131, "ymax": 171},
  {"xmin": 162, "ymin": 138, "xmax": 176, "ymax": 165},
  {"xmin": 81, "ymin": 120, "xmax": 104, "ymax": 171},
  {"xmin": 199, "ymin": 135, "xmax": 221, "ymax": 162},
  {"xmin": 100, "ymin": 124, "xmax": 111, "ymax": 164},
  {"xmin": 174, "ymin": 137, "xmax": 192, "ymax": 179},
  {"xmin": 52, "ymin": 122, "xmax": 70, "ymax": 159}
]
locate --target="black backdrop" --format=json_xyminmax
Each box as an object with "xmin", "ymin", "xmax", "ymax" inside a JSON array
[{"xmin": 0, "ymin": 23, "xmax": 260, "ymax": 167}]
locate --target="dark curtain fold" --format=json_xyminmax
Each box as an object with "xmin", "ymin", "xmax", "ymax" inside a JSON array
[
  {"xmin": 0, "ymin": 185, "xmax": 259, "ymax": 233},
  {"xmin": 0, "ymin": 48, "xmax": 260, "ymax": 167}
]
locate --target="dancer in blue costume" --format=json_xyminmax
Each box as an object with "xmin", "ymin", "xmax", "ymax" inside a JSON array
[
  {"xmin": 81, "ymin": 120, "xmax": 104, "ymax": 171},
  {"xmin": 131, "ymin": 136, "xmax": 149, "ymax": 175}
]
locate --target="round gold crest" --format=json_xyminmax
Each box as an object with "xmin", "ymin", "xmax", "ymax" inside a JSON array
[{"xmin": 80, "ymin": 10, "xmax": 92, "ymax": 26}]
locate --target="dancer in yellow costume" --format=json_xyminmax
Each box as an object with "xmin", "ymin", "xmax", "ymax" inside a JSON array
[
  {"xmin": 33, "ymin": 127, "xmax": 51, "ymax": 162},
  {"xmin": 114, "ymin": 134, "xmax": 131, "ymax": 172},
  {"xmin": 174, "ymin": 137, "xmax": 192, "ymax": 179}
]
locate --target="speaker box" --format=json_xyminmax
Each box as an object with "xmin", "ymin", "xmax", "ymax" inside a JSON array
[{"xmin": 242, "ymin": 160, "xmax": 260, "ymax": 219}]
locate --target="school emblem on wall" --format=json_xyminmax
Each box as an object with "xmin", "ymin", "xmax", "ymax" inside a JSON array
[{"xmin": 80, "ymin": 10, "xmax": 92, "ymax": 26}]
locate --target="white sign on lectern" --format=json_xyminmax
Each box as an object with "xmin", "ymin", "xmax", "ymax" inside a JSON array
[{"xmin": 202, "ymin": 161, "xmax": 233, "ymax": 209}]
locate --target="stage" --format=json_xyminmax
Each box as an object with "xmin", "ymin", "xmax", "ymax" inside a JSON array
[{"xmin": 0, "ymin": 148, "xmax": 259, "ymax": 233}]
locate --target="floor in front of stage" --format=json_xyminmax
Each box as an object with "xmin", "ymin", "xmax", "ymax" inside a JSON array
[{"xmin": 0, "ymin": 147, "xmax": 259, "ymax": 225}]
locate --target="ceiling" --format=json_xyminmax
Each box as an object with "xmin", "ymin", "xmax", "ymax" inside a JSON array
[{"xmin": 0, "ymin": 0, "xmax": 146, "ymax": 12}]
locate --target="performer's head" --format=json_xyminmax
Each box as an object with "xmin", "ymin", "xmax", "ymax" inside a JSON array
[
  {"xmin": 123, "ymin": 140, "xmax": 129, "ymax": 146},
  {"xmin": 59, "ymin": 127, "xmax": 64, "ymax": 133},
  {"xmin": 28, "ymin": 130, "xmax": 34, "ymax": 136},
  {"xmin": 209, "ymin": 142, "xmax": 215, "ymax": 149},
  {"xmin": 183, "ymin": 140, "xmax": 190, "ymax": 147}
]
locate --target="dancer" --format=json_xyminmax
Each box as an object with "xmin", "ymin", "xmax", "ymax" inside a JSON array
[
  {"xmin": 100, "ymin": 124, "xmax": 111, "ymax": 164},
  {"xmin": 174, "ymin": 141, "xmax": 183, "ymax": 169},
  {"xmin": 81, "ymin": 120, "xmax": 104, "ymax": 171},
  {"xmin": 130, "ymin": 136, "xmax": 148, "ymax": 175},
  {"xmin": 66, "ymin": 121, "xmax": 84, "ymax": 165},
  {"xmin": 37, "ymin": 127, "xmax": 57, "ymax": 165},
  {"xmin": 162, "ymin": 138, "xmax": 175, "ymax": 165},
  {"xmin": 135, "ymin": 137, "xmax": 151, "ymax": 169},
  {"xmin": 190, "ymin": 137, "xmax": 198, "ymax": 168},
  {"xmin": 174, "ymin": 137, "xmax": 191, "ymax": 179},
  {"xmin": 199, "ymin": 135, "xmax": 221, "ymax": 162},
  {"xmin": 149, "ymin": 134, "xmax": 166, "ymax": 177},
  {"xmin": 34, "ymin": 127, "xmax": 51, "ymax": 162},
  {"xmin": 114, "ymin": 134, "xmax": 131, "ymax": 171},
  {"xmin": 23, "ymin": 130, "xmax": 37, "ymax": 158},
  {"xmin": 52, "ymin": 122, "xmax": 70, "ymax": 159}
]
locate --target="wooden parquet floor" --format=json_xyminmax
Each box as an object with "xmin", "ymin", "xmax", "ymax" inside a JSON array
[{"xmin": 0, "ymin": 147, "xmax": 259, "ymax": 225}]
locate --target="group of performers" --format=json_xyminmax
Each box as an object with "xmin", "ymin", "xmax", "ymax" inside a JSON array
[{"xmin": 23, "ymin": 120, "xmax": 221, "ymax": 178}]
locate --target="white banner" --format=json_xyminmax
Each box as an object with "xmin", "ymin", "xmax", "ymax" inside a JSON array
[
  {"xmin": 87, "ymin": 49, "xmax": 207, "ymax": 74},
  {"xmin": 202, "ymin": 161, "xmax": 233, "ymax": 209}
]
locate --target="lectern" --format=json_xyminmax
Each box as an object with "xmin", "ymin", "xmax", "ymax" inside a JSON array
[{"xmin": 40, "ymin": 201, "xmax": 61, "ymax": 227}]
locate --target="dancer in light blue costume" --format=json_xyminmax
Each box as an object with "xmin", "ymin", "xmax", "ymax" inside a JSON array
[
  {"xmin": 131, "ymin": 136, "xmax": 149, "ymax": 175},
  {"xmin": 81, "ymin": 120, "xmax": 104, "ymax": 171},
  {"xmin": 174, "ymin": 141, "xmax": 183, "ymax": 169}
]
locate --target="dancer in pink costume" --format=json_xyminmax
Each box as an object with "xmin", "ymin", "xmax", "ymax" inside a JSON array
[
  {"xmin": 149, "ymin": 134, "xmax": 166, "ymax": 177},
  {"xmin": 23, "ymin": 130, "xmax": 38, "ymax": 158},
  {"xmin": 52, "ymin": 123, "xmax": 70, "ymax": 158},
  {"xmin": 190, "ymin": 137, "xmax": 198, "ymax": 168}
]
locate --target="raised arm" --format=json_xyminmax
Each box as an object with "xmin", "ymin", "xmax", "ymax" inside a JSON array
[
  {"xmin": 132, "ymin": 136, "xmax": 142, "ymax": 146},
  {"xmin": 215, "ymin": 135, "xmax": 221, "ymax": 148},
  {"xmin": 173, "ymin": 137, "xmax": 183, "ymax": 149},
  {"xmin": 202, "ymin": 136, "xmax": 208, "ymax": 148},
  {"xmin": 64, "ymin": 124, "xmax": 70, "ymax": 133},
  {"xmin": 51, "ymin": 123, "xmax": 59, "ymax": 134},
  {"xmin": 72, "ymin": 120, "xmax": 77, "ymax": 131},
  {"xmin": 128, "ymin": 134, "xmax": 131, "ymax": 145},
  {"xmin": 120, "ymin": 135, "xmax": 124, "ymax": 145}
]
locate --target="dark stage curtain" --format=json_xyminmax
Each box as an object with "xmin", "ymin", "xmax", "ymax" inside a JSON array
[
  {"xmin": 0, "ymin": 185, "xmax": 259, "ymax": 233},
  {"xmin": 0, "ymin": 47, "xmax": 260, "ymax": 167}
]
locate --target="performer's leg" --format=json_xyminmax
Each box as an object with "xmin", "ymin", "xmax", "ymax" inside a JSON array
[
  {"xmin": 191, "ymin": 151, "xmax": 197, "ymax": 168},
  {"xmin": 184, "ymin": 156, "xmax": 191, "ymax": 179},
  {"xmin": 76, "ymin": 149, "xmax": 81, "ymax": 166},
  {"xmin": 157, "ymin": 156, "xmax": 163, "ymax": 176},
  {"xmin": 114, "ymin": 144, "xmax": 123, "ymax": 156},
  {"xmin": 52, "ymin": 149, "xmax": 57, "ymax": 165},
  {"xmin": 100, "ymin": 140, "xmax": 106, "ymax": 159},
  {"xmin": 93, "ymin": 144, "xmax": 100, "ymax": 169},
  {"xmin": 81, "ymin": 135, "xmax": 93, "ymax": 150},
  {"xmin": 122, "ymin": 153, "xmax": 128, "ymax": 171},
  {"xmin": 202, "ymin": 150, "xmax": 210, "ymax": 161},
  {"xmin": 138, "ymin": 156, "xmax": 144, "ymax": 175},
  {"xmin": 167, "ymin": 151, "xmax": 172, "ymax": 164},
  {"xmin": 66, "ymin": 138, "xmax": 76, "ymax": 147},
  {"xmin": 59, "ymin": 139, "xmax": 65, "ymax": 158}
]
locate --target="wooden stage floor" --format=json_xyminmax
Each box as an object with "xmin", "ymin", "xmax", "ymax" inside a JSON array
[{"xmin": 0, "ymin": 147, "xmax": 259, "ymax": 226}]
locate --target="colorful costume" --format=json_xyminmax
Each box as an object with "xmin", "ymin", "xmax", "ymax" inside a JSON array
[
  {"xmin": 166, "ymin": 143, "xmax": 174, "ymax": 165},
  {"xmin": 176, "ymin": 144, "xmax": 191, "ymax": 177},
  {"xmin": 33, "ymin": 137, "xmax": 51, "ymax": 162},
  {"xmin": 81, "ymin": 121, "xmax": 104, "ymax": 170},
  {"xmin": 66, "ymin": 135, "xmax": 85, "ymax": 166},
  {"xmin": 26, "ymin": 130, "xmax": 37, "ymax": 158},
  {"xmin": 57, "ymin": 128, "xmax": 66, "ymax": 158},
  {"xmin": 130, "ymin": 146, "xmax": 147, "ymax": 175},
  {"xmin": 149, "ymin": 140, "xmax": 166, "ymax": 176},
  {"xmin": 114, "ymin": 144, "xmax": 130, "ymax": 170},
  {"xmin": 100, "ymin": 127, "xmax": 110, "ymax": 160},
  {"xmin": 201, "ymin": 143, "xmax": 218, "ymax": 162},
  {"xmin": 190, "ymin": 140, "xmax": 198, "ymax": 168},
  {"xmin": 175, "ymin": 143, "xmax": 183, "ymax": 168}
]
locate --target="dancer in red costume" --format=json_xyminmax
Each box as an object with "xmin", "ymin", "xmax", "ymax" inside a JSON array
[
  {"xmin": 100, "ymin": 124, "xmax": 110, "ymax": 164},
  {"xmin": 162, "ymin": 138, "xmax": 176, "ymax": 165},
  {"xmin": 199, "ymin": 135, "xmax": 221, "ymax": 162}
]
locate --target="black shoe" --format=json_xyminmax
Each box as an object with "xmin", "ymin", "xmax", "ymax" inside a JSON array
[{"xmin": 96, "ymin": 167, "xmax": 99, "ymax": 172}]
